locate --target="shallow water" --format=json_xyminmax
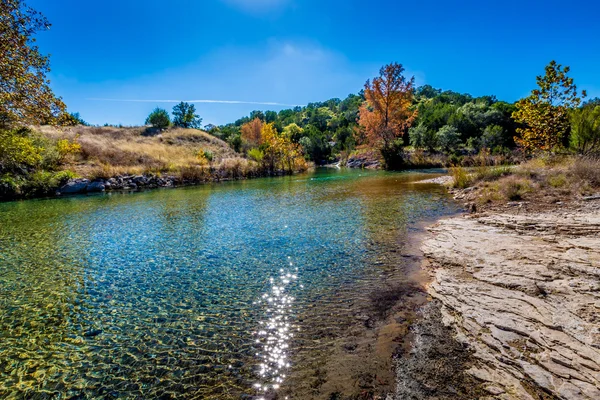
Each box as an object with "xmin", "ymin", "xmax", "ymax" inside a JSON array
[{"xmin": 0, "ymin": 168, "xmax": 459, "ymax": 399}]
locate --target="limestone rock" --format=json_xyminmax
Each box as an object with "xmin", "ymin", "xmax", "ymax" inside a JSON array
[{"xmin": 421, "ymin": 211, "xmax": 600, "ymax": 399}]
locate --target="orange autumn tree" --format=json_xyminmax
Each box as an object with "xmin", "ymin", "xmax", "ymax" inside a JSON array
[
  {"xmin": 358, "ymin": 62, "xmax": 417, "ymax": 152},
  {"xmin": 240, "ymin": 117, "xmax": 264, "ymax": 149}
]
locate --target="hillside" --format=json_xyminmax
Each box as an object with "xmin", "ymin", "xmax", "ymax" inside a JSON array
[{"xmin": 37, "ymin": 125, "xmax": 239, "ymax": 178}]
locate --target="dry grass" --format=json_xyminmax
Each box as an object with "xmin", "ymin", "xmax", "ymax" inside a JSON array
[
  {"xmin": 36, "ymin": 125, "xmax": 239, "ymax": 178},
  {"xmin": 450, "ymin": 166, "xmax": 472, "ymax": 188},
  {"xmin": 570, "ymin": 157, "xmax": 600, "ymax": 188},
  {"xmin": 460, "ymin": 155, "xmax": 600, "ymax": 208}
]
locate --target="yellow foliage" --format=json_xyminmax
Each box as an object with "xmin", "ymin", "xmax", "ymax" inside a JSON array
[
  {"xmin": 56, "ymin": 138, "xmax": 81, "ymax": 162},
  {"xmin": 513, "ymin": 61, "xmax": 584, "ymax": 153},
  {"xmin": 261, "ymin": 123, "xmax": 305, "ymax": 173},
  {"xmin": 0, "ymin": 129, "xmax": 43, "ymax": 170}
]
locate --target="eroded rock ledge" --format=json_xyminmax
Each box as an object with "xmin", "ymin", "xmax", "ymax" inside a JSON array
[{"xmin": 420, "ymin": 210, "xmax": 600, "ymax": 399}]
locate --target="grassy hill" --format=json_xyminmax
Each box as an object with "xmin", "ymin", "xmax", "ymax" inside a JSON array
[
  {"xmin": 1, "ymin": 125, "xmax": 273, "ymax": 200},
  {"xmin": 37, "ymin": 125, "xmax": 242, "ymax": 178}
]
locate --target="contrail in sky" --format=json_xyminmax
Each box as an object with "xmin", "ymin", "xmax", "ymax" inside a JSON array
[{"xmin": 87, "ymin": 98, "xmax": 301, "ymax": 107}]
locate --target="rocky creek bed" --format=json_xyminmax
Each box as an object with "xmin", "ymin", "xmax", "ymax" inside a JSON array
[{"xmin": 397, "ymin": 197, "xmax": 600, "ymax": 399}]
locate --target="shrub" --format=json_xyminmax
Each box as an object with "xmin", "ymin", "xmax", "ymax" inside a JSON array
[
  {"xmin": 247, "ymin": 148, "xmax": 264, "ymax": 163},
  {"xmin": 0, "ymin": 128, "xmax": 43, "ymax": 172},
  {"xmin": 475, "ymin": 165, "xmax": 512, "ymax": 182},
  {"xmin": 547, "ymin": 173, "xmax": 568, "ymax": 188},
  {"xmin": 569, "ymin": 157, "xmax": 600, "ymax": 187},
  {"xmin": 56, "ymin": 138, "xmax": 82, "ymax": 162},
  {"xmin": 196, "ymin": 149, "xmax": 214, "ymax": 165},
  {"xmin": 145, "ymin": 107, "xmax": 171, "ymax": 130},
  {"xmin": 179, "ymin": 165, "xmax": 210, "ymax": 182},
  {"xmin": 500, "ymin": 176, "xmax": 533, "ymax": 200},
  {"xmin": 450, "ymin": 166, "xmax": 472, "ymax": 188}
]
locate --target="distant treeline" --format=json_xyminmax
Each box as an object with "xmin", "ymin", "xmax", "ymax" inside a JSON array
[{"xmin": 207, "ymin": 86, "xmax": 520, "ymax": 165}]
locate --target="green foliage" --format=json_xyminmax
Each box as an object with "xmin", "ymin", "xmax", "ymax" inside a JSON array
[
  {"xmin": 570, "ymin": 105, "xmax": 600, "ymax": 154},
  {"xmin": 298, "ymin": 125, "xmax": 331, "ymax": 164},
  {"xmin": 0, "ymin": 128, "xmax": 44, "ymax": 172},
  {"xmin": 247, "ymin": 148, "xmax": 264, "ymax": 163},
  {"xmin": 0, "ymin": 128, "xmax": 81, "ymax": 198},
  {"xmin": 204, "ymin": 150, "xmax": 214, "ymax": 162},
  {"xmin": 409, "ymin": 123, "xmax": 439, "ymax": 151},
  {"xmin": 146, "ymin": 107, "xmax": 171, "ymax": 130},
  {"xmin": 227, "ymin": 132, "xmax": 242, "ymax": 153},
  {"xmin": 479, "ymin": 125, "xmax": 506, "ymax": 150},
  {"xmin": 450, "ymin": 166, "xmax": 472, "ymax": 188},
  {"xmin": 221, "ymin": 94, "xmax": 363, "ymax": 159},
  {"xmin": 282, "ymin": 123, "xmax": 303, "ymax": 142},
  {"xmin": 380, "ymin": 139, "xmax": 406, "ymax": 170},
  {"xmin": 436, "ymin": 125, "xmax": 461, "ymax": 153},
  {"xmin": 172, "ymin": 102, "xmax": 202, "ymax": 129},
  {"xmin": 409, "ymin": 123, "xmax": 427, "ymax": 149},
  {"xmin": 69, "ymin": 112, "xmax": 89, "ymax": 126}
]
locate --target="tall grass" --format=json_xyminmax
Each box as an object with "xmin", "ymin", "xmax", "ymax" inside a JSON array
[{"xmin": 450, "ymin": 166, "xmax": 472, "ymax": 188}]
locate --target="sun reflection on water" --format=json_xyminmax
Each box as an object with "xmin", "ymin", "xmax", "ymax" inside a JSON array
[{"xmin": 252, "ymin": 257, "xmax": 300, "ymax": 399}]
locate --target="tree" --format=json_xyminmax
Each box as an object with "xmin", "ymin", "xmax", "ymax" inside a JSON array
[
  {"xmin": 145, "ymin": 107, "xmax": 171, "ymax": 130},
  {"xmin": 282, "ymin": 123, "xmax": 303, "ymax": 142},
  {"xmin": 436, "ymin": 125, "xmax": 461, "ymax": 153},
  {"xmin": 172, "ymin": 102, "xmax": 202, "ymax": 128},
  {"xmin": 480, "ymin": 125, "xmax": 505, "ymax": 150},
  {"xmin": 261, "ymin": 123, "xmax": 303, "ymax": 173},
  {"xmin": 240, "ymin": 117, "xmax": 264, "ymax": 148},
  {"xmin": 512, "ymin": 61, "xmax": 585, "ymax": 152},
  {"xmin": 570, "ymin": 105, "xmax": 600, "ymax": 154},
  {"xmin": 409, "ymin": 123, "xmax": 427, "ymax": 149},
  {"xmin": 358, "ymin": 62, "xmax": 417, "ymax": 150},
  {"xmin": 0, "ymin": 0, "xmax": 66, "ymax": 127}
]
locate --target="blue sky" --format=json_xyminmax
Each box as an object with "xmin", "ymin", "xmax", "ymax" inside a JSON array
[{"xmin": 30, "ymin": 0, "xmax": 600, "ymax": 126}]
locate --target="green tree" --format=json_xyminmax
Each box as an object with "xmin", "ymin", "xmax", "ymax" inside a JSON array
[
  {"xmin": 409, "ymin": 123, "xmax": 427, "ymax": 149},
  {"xmin": 513, "ymin": 61, "xmax": 585, "ymax": 152},
  {"xmin": 0, "ymin": 0, "xmax": 66, "ymax": 127},
  {"xmin": 570, "ymin": 105, "xmax": 600, "ymax": 154},
  {"xmin": 145, "ymin": 107, "xmax": 171, "ymax": 129},
  {"xmin": 480, "ymin": 125, "xmax": 505, "ymax": 150},
  {"xmin": 282, "ymin": 123, "xmax": 303, "ymax": 142},
  {"xmin": 172, "ymin": 102, "xmax": 202, "ymax": 129},
  {"xmin": 436, "ymin": 125, "xmax": 461, "ymax": 153}
]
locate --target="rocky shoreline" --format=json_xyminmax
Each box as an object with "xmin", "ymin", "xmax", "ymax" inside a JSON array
[
  {"xmin": 57, "ymin": 175, "xmax": 178, "ymax": 195},
  {"xmin": 398, "ymin": 197, "xmax": 600, "ymax": 399}
]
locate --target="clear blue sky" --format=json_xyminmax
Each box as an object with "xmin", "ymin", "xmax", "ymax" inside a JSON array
[{"xmin": 29, "ymin": 0, "xmax": 600, "ymax": 127}]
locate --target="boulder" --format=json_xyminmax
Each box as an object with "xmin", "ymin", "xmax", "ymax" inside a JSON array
[
  {"xmin": 87, "ymin": 180, "xmax": 105, "ymax": 192},
  {"xmin": 59, "ymin": 179, "xmax": 89, "ymax": 194}
]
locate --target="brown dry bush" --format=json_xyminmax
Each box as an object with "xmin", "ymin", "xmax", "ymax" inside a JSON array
[
  {"xmin": 500, "ymin": 175, "xmax": 534, "ymax": 200},
  {"xmin": 569, "ymin": 157, "xmax": 600, "ymax": 187}
]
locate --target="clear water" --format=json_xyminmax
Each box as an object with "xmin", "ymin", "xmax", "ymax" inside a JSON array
[{"xmin": 0, "ymin": 168, "xmax": 458, "ymax": 399}]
